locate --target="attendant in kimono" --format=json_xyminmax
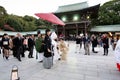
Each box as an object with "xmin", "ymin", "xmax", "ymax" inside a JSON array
[
  {"xmin": 51, "ymin": 32, "xmax": 60, "ymax": 63},
  {"xmin": 43, "ymin": 29, "xmax": 53, "ymax": 69},
  {"xmin": 59, "ymin": 38, "xmax": 69, "ymax": 61},
  {"xmin": 114, "ymin": 38, "xmax": 120, "ymax": 71}
]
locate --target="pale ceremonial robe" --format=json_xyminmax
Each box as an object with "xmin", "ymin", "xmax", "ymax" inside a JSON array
[
  {"xmin": 114, "ymin": 40, "xmax": 120, "ymax": 64},
  {"xmin": 59, "ymin": 41, "xmax": 69, "ymax": 61},
  {"xmin": 50, "ymin": 32, "xmax": 60, "ymax": 62}
]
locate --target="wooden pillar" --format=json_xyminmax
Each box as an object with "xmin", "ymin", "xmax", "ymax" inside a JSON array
[
  {"xmin": 56, "ymin": 25, "xmax": 58, "ymax": 36},
  {"xmin": 76, "ymin": 24, "xmax": 78, "ymax": 36},
  {"xmin": 63, "ymin": 26, "xmax": 65, "ymax": 38},
  {"xmin": 85, "ymin": 22, "xmax": 87, "ymax": 34}
]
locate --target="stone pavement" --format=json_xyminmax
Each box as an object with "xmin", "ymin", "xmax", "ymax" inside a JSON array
[{"xmin": 0, "ymin": 41, "xmax": 120, "ymax": 80}]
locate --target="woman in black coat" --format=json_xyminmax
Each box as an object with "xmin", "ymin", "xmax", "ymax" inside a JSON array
[
  {"xmin": 91, "ymin": 35, "xmax": 98, "ymax": 53},
  {"xmin": 102, "ymin": 34, "xmax": 109, "ymax": 56}
]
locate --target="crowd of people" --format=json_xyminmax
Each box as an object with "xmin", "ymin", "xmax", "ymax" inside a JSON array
[
  {"xmin": 75, "ymin": 33, "xmax": 120, "ymax": 71},
  {"xmin": 75, "ymin": 33, "xmax": 110, "ymax": 56},
  {"xmin": 0, "ymin": 33, "xmax": 35, "ymax": 61},
  {"xmin": 0, "ymin": 30, "xmax": 120, "ymax": 70},
  {"xmin": 0, "ymin": 29, "xmax": 69, "ymax": 69}
]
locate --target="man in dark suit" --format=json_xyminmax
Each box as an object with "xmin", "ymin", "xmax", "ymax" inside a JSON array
[
  {"xmin": 28, "ymin": 34, "xmax": 35, "ymax": 58},
  {"xmin": 14, "ymin": 33, "xmax": 24, "ymax": 61}
]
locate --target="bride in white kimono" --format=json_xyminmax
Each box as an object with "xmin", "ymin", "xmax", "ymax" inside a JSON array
[
  {"xmin": 50, "ymin": 32, "xmax": 60, "ymax": 63},
  {"xmin": 114, "ymin": 39, "xmax": 120, "ymax": 71}
]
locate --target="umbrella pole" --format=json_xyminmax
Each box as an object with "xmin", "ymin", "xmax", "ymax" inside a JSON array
[
  {"xmin": 56, "ymin": 25, "xmax": 58, "ymax": 37},
  {"xmin": 63, "ymin": 26, "xmax": 65, "ymax": 39},
  {"xmin": 52, "ymin": 25, "xmax": 58, "ymax": 37},
  {"xmin": 76, "ymin": 24, "xmax": 78, "ymax": 36}
]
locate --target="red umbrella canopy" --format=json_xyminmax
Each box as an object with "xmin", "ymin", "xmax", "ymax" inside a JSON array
[{"xmin": 35, "ymin": 13, "xmax": 65, "ymax": 26}]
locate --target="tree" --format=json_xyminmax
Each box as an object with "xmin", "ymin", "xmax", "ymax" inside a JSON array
[
  {"xmin": 92, "ymin": 0, "xmax": 120, "ymax": 26},
  {"xmin": 0, "ymin": 6, "xmax": 53, "ymax": 32},
  {"xmin": 0, "ymin": 6, "xmax": 8, "ymax": 28},
  {"xmin": 5, "ymin": 15, "xmax": 24, "ymax": 31}
]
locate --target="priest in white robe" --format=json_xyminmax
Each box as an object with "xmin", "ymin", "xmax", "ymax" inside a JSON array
[{"xmin": 114, "ymin": 39, "xmax": 120, "ymax": 71}]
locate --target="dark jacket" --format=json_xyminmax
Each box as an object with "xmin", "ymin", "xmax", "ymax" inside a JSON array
[
  {"xmin": 43, "ymin": 35, "xmax": 52, "ymax": 57},
  {"xmin": 83, "ymin": 36, "xmax": 90, "ymax": 44},
  {"xmin": 91, "ymin": 37, "xmax": 98, "ymax": 47},
  {"xmin": 13, "ymin": 37, "xmax": 23, "ymax": 48},
  {"xmin": 28, "ymin": 38, "xmax": 35, "ymax": 48},
  {"xmin": 102, "ymin": 37, "xmax": 109, "ymax": 48},
  {"xmin": 76, "ymin": 37, "xmax": 80, "ymax": 44}
]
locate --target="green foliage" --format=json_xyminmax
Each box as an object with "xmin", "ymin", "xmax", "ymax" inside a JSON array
[
  {"xmin": 0, "ymin": 6, "xmax": 53, "ymax": 32},
  {"xmin": 94, "ymin": 0, "xmax": 120, "ymax": 26},
  {"xmin": 5, "ymin": 15, "xmax": 23, "ymax": 31},
  {"xmin": 4, "ymin": 15, "xmax": 37, "ymax": 31},
  {"xmin": 0, "ymin": 6, "xmax": 8, "ymax": 28}
]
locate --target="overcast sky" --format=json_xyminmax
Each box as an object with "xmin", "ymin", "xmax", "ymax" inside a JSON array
[{"xmin": 0, "ymin": 0, "xmax": 110, "ymax": 17}]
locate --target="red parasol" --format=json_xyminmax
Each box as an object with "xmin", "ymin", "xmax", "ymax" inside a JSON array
[{"xmin": 35, "ymin": 13, "xmax": 65, "ymax": 26}]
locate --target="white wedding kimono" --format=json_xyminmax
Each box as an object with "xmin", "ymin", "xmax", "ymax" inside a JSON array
[
  {"xmin": 52, "ymin": 40, "xmax": 60, "ymax": 61},
  {"xmin": 114, "ymin": 39, "xmax": 120, "ymax": 71},
  {"xmin": 51, "ymin": 32, "xmax": 60, "ymax": 63}
]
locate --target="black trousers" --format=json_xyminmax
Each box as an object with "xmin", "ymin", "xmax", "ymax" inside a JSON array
[
  {"xmin": 21, "ymin": 46, "xmax": 25, "ymax": 57},
  {"xmin": 0, "ymin": 47, "xmax": 1, "ymax": 54},
  {"xmin": 28, "ymin": 46, "xmax": 34, "ymax": 58},
  {"xmin": 13, "ymin": 47, "xmax": 17, "ymax": 57},
  {"xmin": 80, "ymin": 42, "xmax": 82, "ymax": 49},
  {"xmin": 104, "ymin": 48, "xmax": 108, "ymax": 55},
  {"xmin": 16, "ymin": 46, "xmax": 23, "ymax": 61},
  {"xmin": 92, "ymin": 46, "xmax": 95, "ymax": 52}
]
